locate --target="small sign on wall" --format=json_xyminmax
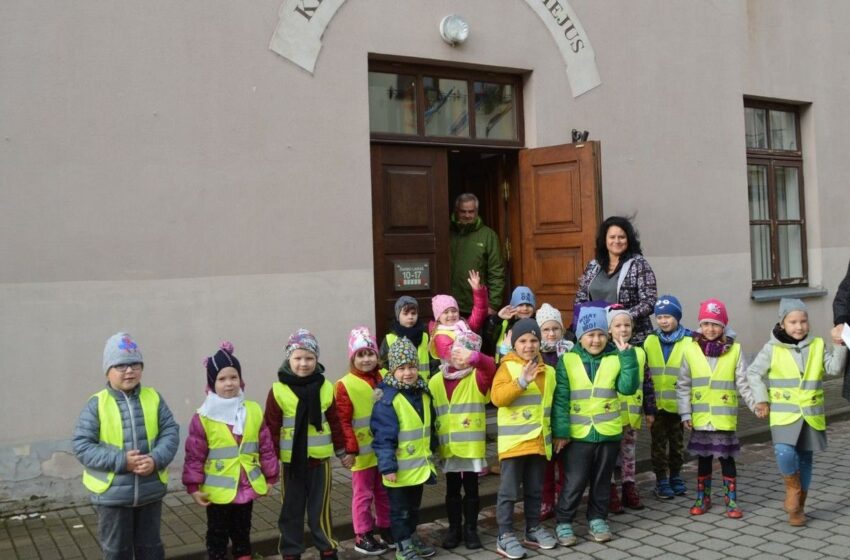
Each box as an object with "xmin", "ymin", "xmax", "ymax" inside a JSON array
[{"xmin": 394, "ymin": 260, "xmax": 430, "ymax": 291}]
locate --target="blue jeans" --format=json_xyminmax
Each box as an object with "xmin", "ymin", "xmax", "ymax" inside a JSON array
[
  {"xmin": 96, "ymin": 501, "xmax": 164, "ymax": 560},
  {"xmin": 774, "ymin": 443, "xmax": 814, "ymax": 490},
  {"xmin": 386, "ymin": 484, "xmax": 423, "ymax": 544}
]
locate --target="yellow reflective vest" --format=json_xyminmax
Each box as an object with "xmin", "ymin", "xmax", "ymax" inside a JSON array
[
  {"xmin": 336, "ymin": 373, "xmax": 378, "ymax": 471},
  {"xmin": 429, "ymin": 325, "xmax": 456, "ymax": 361},
  {"xmin": 563, "ymin": 353, "xmax": 623, "ymax": 439},
  {"xmin": 644, "ymin": 334, "xmax": 691, "ymax": 413},
  {"xmin": 768, "ymin": 338, "xmax": 826, "ymax": 430},
  {"xmin": 496, "ymin": 361, "xmax": 555, "ymax": 459},
  {"xmin": 383, "ymin": 392, "xmax": 436, "ymax": 487},
  {"xmin": 387, "ymin": 333, "xmax": 431, "ymax": 379},
  {"xmin": 429, "ymin": 372, "xmax": 489, "ymax": 459},
  {"xmin": 494, "ymin": 320, "xmax": 510, "ymax": 364},
  {"xmin": 82, "ymin": 387, "xmax": 168, "ymax": 493},
  {"xmin": 199, "ymin": 401, "xmax": 268, "ymax": 504},
  {"xmin": 685, "ymin": 341, "xmax": 741, "ymax": 431},
  {"xmin": 272, "ymin": 381, "xmax": 334, "ymax": 462},
  {"xmin": 619, "ymin": 347, "xmax": 647, "ymax": 429}
]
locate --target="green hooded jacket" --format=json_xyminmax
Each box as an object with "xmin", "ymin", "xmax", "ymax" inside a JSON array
[
  {"xmin": 552, "ymin": 343, "xmax": 639, "ymax": 443},
  {"xmin": 450, "ymin": 214, "xmax": 505, "ymax": 313}
]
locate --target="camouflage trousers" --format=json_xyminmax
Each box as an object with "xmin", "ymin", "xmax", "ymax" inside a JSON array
[{"xmin": 650, "ymin": 410, "xmax": 684, "ymax": 478}]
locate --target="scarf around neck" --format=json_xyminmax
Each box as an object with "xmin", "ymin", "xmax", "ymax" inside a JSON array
[
  {"xmin": 277, "ymin": 363, "xmax": 326, "ymax": 478},
  {"xmin": 656, "ymin": 324, "xmax": 689, "ymax": 345},
  {"xmin": 391, "ymin": 320, "xmax": 425, "ymax": 347},
  {"xmin": 440, "ymin": 362, "xmax": 474, "ymax": 381},
  {"xmin": 773, "ymin": 323, "xmax": 805, "ymax": 345},
  {"xmin": 382, "ymin": 371, "xmax": 430, "ymax": 395},
  {"xmin": 695, "ymin": 333, "xmax": 735, "ymax": 358},
  {"xmin": 198, "ymin": 390, "xmax": 247, "ymax": 435}
]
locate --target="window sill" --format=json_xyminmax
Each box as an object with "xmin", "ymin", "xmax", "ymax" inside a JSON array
[{"xmin": 750, "ymin": 286, "xmax": 828, "ymax": 302}]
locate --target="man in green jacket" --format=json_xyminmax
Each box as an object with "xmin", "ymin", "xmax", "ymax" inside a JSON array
[{"xmin": 450, "ymin": 193, "xmax": 505, "ymax": 315}]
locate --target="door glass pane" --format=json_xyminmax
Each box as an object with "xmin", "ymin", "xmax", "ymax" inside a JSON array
[
  {"xmin": 369, "ymin": 72, "xmax": 417, "ymax": 134},
  {"xmin": 778, "ymin": 225, "xmax": 803, "ymax": 279},
  {"xmin": 749, "ymin": 225, "xmax": 772, "ymax": 281},
  {"xmin": 745, "ymin": 108, "xmax": 767, "ymax": 149},
  {"xmin": 747, "ymin": 165, "xmax": 769, "ymax": 220},
  {"xmin": 775, "ymin": 167, "xmax": 801, "ymax": 220},
  {"xmin": 769, "ymin": 110, "xmax": 798, "ymax": 150},
  {"xmin": 474, "ymin": 82, "xmax": 517, "ymax": 140},
  {"xmin": 423, "ymin": 77, "xmax": 469, "ymax": 137}
]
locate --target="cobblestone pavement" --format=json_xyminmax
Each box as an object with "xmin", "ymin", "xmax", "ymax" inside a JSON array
[{"xmin": 1, "ymin": 379, "xmax": 848, "ymax": 560}]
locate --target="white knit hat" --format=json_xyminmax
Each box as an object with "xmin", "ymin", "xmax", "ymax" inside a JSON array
[{"xmin": 536, "ymin": 303, "xmax": 563, "ymax": 329}]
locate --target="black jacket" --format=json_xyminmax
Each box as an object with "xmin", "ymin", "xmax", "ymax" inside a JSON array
[{"xmin": 833, "ymin": 260, "xmax": 850, "ymax": 401}]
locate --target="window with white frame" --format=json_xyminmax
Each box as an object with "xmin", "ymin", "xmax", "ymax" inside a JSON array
[{"xmin": 745, "ymin": 100, "xmax": 807, "ymax": 287}]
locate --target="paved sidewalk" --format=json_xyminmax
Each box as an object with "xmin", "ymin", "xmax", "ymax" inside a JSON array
[{"xmin": 1, "ymin": 378, "xmax": 848, "ymax": 559}]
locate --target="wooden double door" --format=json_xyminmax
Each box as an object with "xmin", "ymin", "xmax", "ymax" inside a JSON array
[{"xmin": 370, "ymin": 141, "xmax": 602, "ymax": 337}]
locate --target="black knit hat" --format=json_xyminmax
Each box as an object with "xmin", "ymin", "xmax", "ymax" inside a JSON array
[
  {"xmin": 510, "ymin": 318, "xmax": 541, "ymax": 347},
  {"xmin": 205, "ymin": 341, "xmax": 242, "ymax": 389}
]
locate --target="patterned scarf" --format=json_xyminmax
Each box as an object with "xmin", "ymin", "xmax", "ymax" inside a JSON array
[
  {"xmin": 382, "ymin": 371, "xmax": 430, "ymax": 395},
  {"xmin": 695, "ymin": 333, "xmax": 735, "ymax": 358}
]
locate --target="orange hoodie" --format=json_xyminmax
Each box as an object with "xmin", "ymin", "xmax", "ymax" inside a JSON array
[{"xmin": 490, "ymin": 351, "xmax": 551, "ymax": 460}]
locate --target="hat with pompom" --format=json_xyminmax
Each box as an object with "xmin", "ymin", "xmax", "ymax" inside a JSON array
[
  {"xmin": 204, "ymin": 341, "xmax": 242, "ymax": 390},
  {"xmin": 348, "ymin": 326, "xmax": 379, "ymax": 360}
]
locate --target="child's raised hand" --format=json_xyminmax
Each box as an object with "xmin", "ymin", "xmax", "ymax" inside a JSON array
[
  {"xmin": 451, "ymin": 346, "xmax": 473, "ymax": 366},
  {"xmin": 384, "ymin": 473, "xmax": 397, "ymax": 483},
  {"xmin": 498, "ymin": 305, "xmax": 516, "ymax": 320},
  {"xmin": 754, "ymin": 402, "xmax": 770, "ymax": 419},
  {"xmin": 468, "ymin": 270, "xmax": 481, "ymax": 291},
  {"xmin": 613, "ymin": 336, "xmax": 631, "ymax": 352},
  {"xmin": 521, "ymin": 358, "xmax": 539, "ymax": 384},
  {"xmin": 191, "ymin": 491, "xmax": 211, "ymax": 507}
]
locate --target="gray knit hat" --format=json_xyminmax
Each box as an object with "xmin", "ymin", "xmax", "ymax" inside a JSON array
[
  {"xmin": 394, "ymin": 296, "xmax": 418, "ymax": 321},
  {"xmin": 510, "ymin": 318, "xmax": 542, "ymax": 347},
  {"xmin": 103, "ymin": 332, "xmax": 144, "ymax": 374},
  {"xmin": 778, "ymin": 298, "xmax": 807, "ymax": 323}
]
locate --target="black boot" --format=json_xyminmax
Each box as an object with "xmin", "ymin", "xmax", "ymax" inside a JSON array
[
  {"xmin": 442, "ymin": 495, "xmax": 463, "ymax": 549},
  {"xmin": 463, "ymin": 497, "xmax": 482, "ymax": 549}
]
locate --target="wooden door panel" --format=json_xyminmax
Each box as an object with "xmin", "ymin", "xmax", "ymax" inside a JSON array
[
  {"xmin": 519, "ymin": 142, "xmax": 601, "ymax": 327},
  {"xmin": 371, "ymin": 145, "xmax": 449, "ymax": 337}
]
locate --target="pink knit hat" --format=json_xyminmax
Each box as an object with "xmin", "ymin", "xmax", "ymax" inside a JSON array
[
  {"xmin": 347, "ymin": 326, "xmax": 378, "ymax": 360},
  {"xmin": 432, "ymin": 294, "xmax": 459, "ymax": 319},
  {"xmin": 698, "ymin": 298, "xmax": 728, "ymax": 327}
]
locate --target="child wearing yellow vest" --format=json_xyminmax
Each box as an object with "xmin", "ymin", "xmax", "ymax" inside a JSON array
[
  {"xmin": 263, "ymin": 329, "xmax": 347, "ymax": 560},
  {"xmin": 491, "ymin": 318, "xmax": 558, "ymax": 559},
  {"xmin": 335, "ymin": 327, "xmax": 392, "ymax": 555},
  {"xmin": 380, "ymin": 296, "xmax": 433, "ymax": 379},
  {"xmin": 606, "ymin": 305, "xmax": 655, "ymax": 513},
  {"xmin": 429, "ymin": 331, "xmax": 496, "ymax": 550},
  {"xmin": 430, "ymin": 270, "xmax": 489, "ymax": 363},
  {"xmin": 644, "ymin": 295, "xmax": 693, "ymax": 499},
  {"xmin": 677, "ymin": 299, "xmax": 756, "ymax": 518},
  {"xmin": 371, "ymin": 337, "xmax": 438, "ymax": 560},
  {"xmin": 747, "ymin": 298, "xmax": 847, "ymax": 526},
  {"xmin": 72, "ymin": 332, "xmax": 179, "ymax": 560},
  {"xmin": 552, "ymin": 307, "xmax": 638, "ymax": 546},
  {"xmin": 182, "ymin": 342, "xmax": 279, "ymax": 560}
]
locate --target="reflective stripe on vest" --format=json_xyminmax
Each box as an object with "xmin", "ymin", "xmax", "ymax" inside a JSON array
[
  {"xmin": 336, "ymin": 373, "xmax": 378, "ymax": 471},
  {"xmin": 429, "ymin": 372, "xmax": 488, "ymax": 459},
  {"xmin": 199, "ymin": 401, "xmax": 268, "ymax": 504},
  {"xmin": 383, "ymin": 393, "xmax": 436, "ymax": 487},
  {"xmin": 82, "ymin": 387, "xmax": 168, "ymax": 494},
  {"xmin": 387, "ymin": 333, "xmax": 431, "ymax": 379},
  {"xmin": 273, "ymin": 381, "xmax": 334, "ymax": 462},
  {"xmin": 496, "ymin": 361, "xmax": 554, "ymax": 459},
  {"xmin": 644, "ymin": 334, "xmax": 691, "ymax": 413},
  {"xmin": 563, "ymin": 353, "xmax": 623, "ymax": 439},
  {"xmin": 686, "ymin": 341, "xmax": 741, "ymax": 431},
  {"xmin": 619, "ymin": 348, "xmax": 646, "ymax": 429},
  {"xmin": 494, "ymin": 320, "xmax": 510, "ymax": 364},
  {"xmin": 768, "ymin": 338, "xmax": 826, "ymax": 430}
]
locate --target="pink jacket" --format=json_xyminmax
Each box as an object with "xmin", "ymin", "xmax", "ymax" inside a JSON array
[
  {"xmin": 431, "ymin": 286, "xmax": 490, "ymax": 361},
  {"xmin": 182, "ymin": 410, "xmax": 279, "ymax": 504}
]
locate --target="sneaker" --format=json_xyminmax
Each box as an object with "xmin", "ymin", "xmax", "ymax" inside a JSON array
[
  {"xmin": 395, "ymin": 540, "xmax": 422, "ymax": 560},
  {"xmin": 355, "ymin": 532, "xmax": 389, "ymax": 556},
  {"xmin": 555, "ymin": 523, "xmax": 576, "ymax": 547},
  {"xmin": 496, "ymin": 533, "xmax": 527, "ymax": 559},
  {"xmin": 654, "ymin": 478, "xmax": 675, "ymax": 500},
  {"xmin": 670, "ymin": 475, "xmax": 687, "ymax": 496},
  {"xmin": 523, "ymin": 526, "xmax": 557, "ymax": 550},
  {"xmin": 588, "ymin": 518, "xmax": 612, "ymax": 543},
  {"xmin": 410, "ymin": 534, "xmax": 435, "ymax": 558},
  {"xmin": 378, "ymin": 527, "xmax": 396, "ymax": 549}
]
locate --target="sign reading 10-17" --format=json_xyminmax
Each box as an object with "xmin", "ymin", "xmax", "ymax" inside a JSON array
[{"xmin": 394, "ymin": 260, "xmax": 430, "ymax": 291}]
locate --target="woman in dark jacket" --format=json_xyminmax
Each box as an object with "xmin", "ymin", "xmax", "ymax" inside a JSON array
[
  {"xmin": 832, "ymin": 259, "xmax": 850, "ymax": 401},
  {"xmin": 574, "ymin": 216, "xmax": 658, "ymax": 344}
]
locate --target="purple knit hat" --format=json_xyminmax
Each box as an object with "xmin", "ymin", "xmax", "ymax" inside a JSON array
[{"xmin": 204, "ymin": 341, "xmax": 242, "ymax": 390}]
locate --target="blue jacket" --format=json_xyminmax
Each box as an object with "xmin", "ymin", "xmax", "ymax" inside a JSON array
[
  {"xmin": 369, "ymin": 384, "xmax": 438, "ymax": 476},
  {"xmin": 73, "ymin": 383, "xmax": 180, "ymax": 507}
]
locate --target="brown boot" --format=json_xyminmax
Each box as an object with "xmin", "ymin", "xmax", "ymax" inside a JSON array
[{"xmin": 783, "ymin": 472, "xmax": 805, "ymax": 526}]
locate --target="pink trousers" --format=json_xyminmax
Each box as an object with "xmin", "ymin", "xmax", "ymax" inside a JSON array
[{"xmin": 351, "ymin": 466, "xmax": 390, "ymax": 535}]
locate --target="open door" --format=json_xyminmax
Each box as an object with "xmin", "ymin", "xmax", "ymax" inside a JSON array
[
  {"xmin": 518, "ymin": 141, "xmax": 602, "ymax": 327},
  {"xmin": 371, "ymin": 145, "xmax": 450, "ymax": 337}
]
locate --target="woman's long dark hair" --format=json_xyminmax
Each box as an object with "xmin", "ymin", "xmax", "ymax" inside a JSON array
[{"xmin": 595, "ymin": 216, "xmax": 643, "ymax": 272}]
